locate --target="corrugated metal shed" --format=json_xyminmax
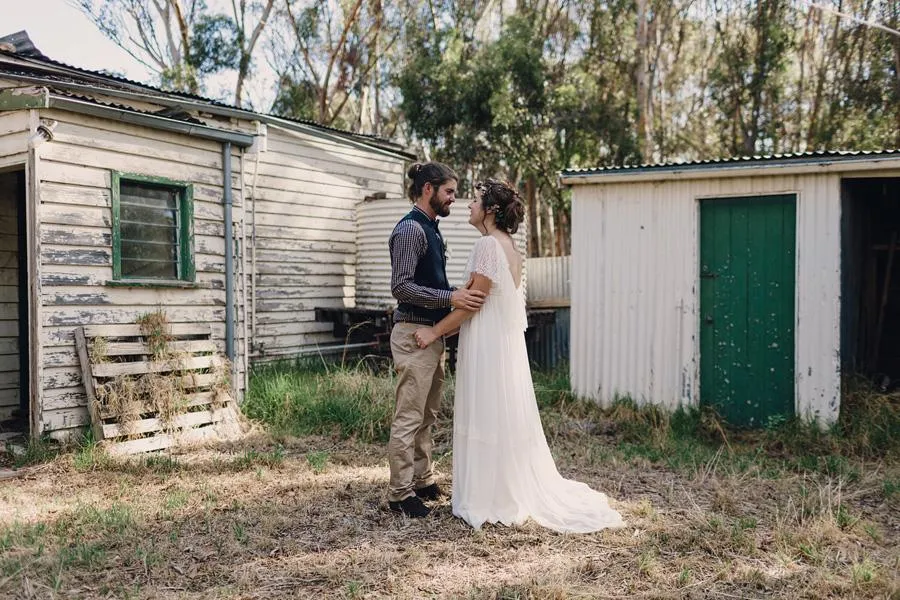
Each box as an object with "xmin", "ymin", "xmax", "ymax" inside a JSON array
[{"xmin": 562, "ymin": 152, "xmax": 900, "ymax": 426}]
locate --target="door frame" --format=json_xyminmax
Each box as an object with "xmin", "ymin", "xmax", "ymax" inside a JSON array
[
  {"xmin": 696, "ymin": 192, "xmax": 799, "ymax": 425},
  {"xmin": 0, "ymin": 152, "xmax": 39, "ymax": 437}
]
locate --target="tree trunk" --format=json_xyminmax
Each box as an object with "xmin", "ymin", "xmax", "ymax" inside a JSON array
[
  {"xmin": 526, "ymin": 177, "xmax": 540, "ymax": 257},
  {"xmin": 635, "ymin": 0, "xmax": 652, "ymax": 161}
]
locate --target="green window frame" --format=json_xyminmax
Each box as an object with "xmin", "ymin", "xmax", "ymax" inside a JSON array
[{"xmin": 111, "ymin": 172, "xmax": 195, "ymax": 283}]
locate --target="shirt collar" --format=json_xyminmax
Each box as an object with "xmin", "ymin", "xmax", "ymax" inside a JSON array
[{"xmin": 412, "ymin": 205, "xmax": 439, "ymax": 228}]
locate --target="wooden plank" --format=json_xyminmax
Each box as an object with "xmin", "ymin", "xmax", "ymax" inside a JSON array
[
  {"xmin": 43, "ymin": 322, "xmax": 226, "ymax": 347},
  {"xmin": 83, "ymin": 323, "xmax": 212, "ymax": 339},
  {"xmin": 101, "ymin": 405, "xmax": 228, "ymax": 438},
  {"xmin": 260, "ymin": 140, "xmax": 404, "ymax": 179},
  {"xmin": 0, "ymin": 131, "xmax": 30, "ymax": 157},
  {"xmin": 39, "ymin": 160, "xmax": 110, "ymax": 188},
  {"xmin": 40, "ymin": 406, "xmax": 91, "ymax": 431},
  {"xmin": 103, "ymin": 339, "xmax": 218, "ymax": 357},
  {"xmin": 105, "ymin": 423, "xmax": 218, "ymax": 455},
  {"xmin": 45, "ymin": 307, "xmax": 225, "ymax": 327},
  {"xmin": 41, "ymin": 143, "xmax": 238, "ymax": 188},
  {"xmin": 254, "ymin": 248, "xmax": 353, "ymax": 265},
  {"xmin": 41, "ymin": 227, "xmax": 111, "ymax": 248},
  {"xmin": 250, "ymin": 210, "xmax": 359, "ymax": 236},
  {"xmin": 39, "ymin": 182, "xmax": 111, "ymax": 208},
  {"xmin": 250, "ymin": 194, "xmax": 355, "ymax": 220},
  {"xmin": 255, "ymin": 159, "xmax": 400, "ymax": 191},
  {"xmin": 45, "ymin": 288, "xmax": 223, "ymax": 308},
  {"xmin": 0, "ymin": 387, "xmax": 20, "ymax": 407},
  {"xmin": 255, "ymin": 260, "xmax": 354, "ymax": 276},
  {"xmin": 41, "ymin": 203, "xmax": 111, "ymax": 228},
  {"xmin": 75, "ymin": 327, "xmax": 105, "ymax": 441},
  {"xmin": 41, "ymin": 247, "xmax": 111, "ymax": 267},
  {"xmin": 92, "ymin": 354, "xmax": 218, "ymax": 378},
  {"xmin": 42, "ymin": 386, "xmax": 86, "ymax": 411},
  {"xmin": 0, "ymin": 110, "xmax": 29, "ymax": 136},
  {"xmin": 50, "ymin": 127, "xmax": 224, "ymax": 170},
  {"xmin": 266, "ymin": 130, "xmax": 407, "ymax": 168},
  {"xmin": 252, "ymin": 218, "xmax": 355, "ymax": 242}
]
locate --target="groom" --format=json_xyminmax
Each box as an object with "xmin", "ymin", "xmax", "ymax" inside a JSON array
[{"xmin": 387, "ymin": 162, "xmax": 486, "ymax": 518}]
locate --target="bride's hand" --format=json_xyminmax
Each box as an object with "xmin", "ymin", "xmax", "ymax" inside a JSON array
[{"xmin": 414, "ymin": 327, "xmax": 439, "ymax": 349}]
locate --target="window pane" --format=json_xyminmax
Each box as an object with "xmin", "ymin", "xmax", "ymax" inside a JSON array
[
  {"xmin": 122, "ymin": 204, "xmax": 176, "ymax": 227},
  {"xmin": 121, "ymin": 183, "xmax": 177, "ymax": 209},
  {"xmin": 121, "ymin": 222, "xmax": 177, "ymax": 246},
  {"xmin": 118, "ymin": 180, "xmax": 183, "ymax": 280},
  {"xmin": 122, "ymin": 258, "xmax": 177, "ymax": 279}
]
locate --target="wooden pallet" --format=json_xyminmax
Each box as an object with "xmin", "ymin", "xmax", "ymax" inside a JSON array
[{"xmin": 75, "ymin": 323, "xmax": 244, "ymax": 455}]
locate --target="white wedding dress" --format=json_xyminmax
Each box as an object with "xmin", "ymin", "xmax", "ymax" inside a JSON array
[{"xmin": 452, "ymin": 235, "xmax": 625, "ymax": 533}]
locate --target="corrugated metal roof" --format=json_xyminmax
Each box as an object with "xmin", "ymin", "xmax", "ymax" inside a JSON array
[
  {"xmin": 0, "ymin": 31, "xmax": 414, "ymax": 157},
  {"xmin": 48, "ymin": 87, "xmax": 208, "ymax": 125},
  {"xmin": 562, "ymin": 149, "xmax": 900, "ymax": 179}
]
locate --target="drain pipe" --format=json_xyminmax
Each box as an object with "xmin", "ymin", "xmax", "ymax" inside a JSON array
[{"xmin": 223, "ymin": 142, "xmax": 235, "ymax": 362}]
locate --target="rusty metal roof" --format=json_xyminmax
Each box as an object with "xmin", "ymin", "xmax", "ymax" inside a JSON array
[
  {"xmin": 561, "ymin": 149, "xmax": 900, "ymax": 179},
  {"xmin": 0, "ymin": 31, "xmax": 414, "ymax": 158}
]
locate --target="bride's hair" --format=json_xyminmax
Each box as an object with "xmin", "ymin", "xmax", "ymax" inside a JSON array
[
  {"xmin": 475, "ymin": 179, "xmax": 526, "ymax": 234},
  {"xmin": 406, "ymin": 162, "xmax": 458, "ymax": 201}
]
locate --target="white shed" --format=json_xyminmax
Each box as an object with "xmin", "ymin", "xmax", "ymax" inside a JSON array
[{"xmin": 561, "ymin": 151, "xmax": 900, "ymax": 426}]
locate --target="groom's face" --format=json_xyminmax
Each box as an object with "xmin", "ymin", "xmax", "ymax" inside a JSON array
[{"xmin": 428, "ymin": 180, "xmax": 457, "ymax": 218}]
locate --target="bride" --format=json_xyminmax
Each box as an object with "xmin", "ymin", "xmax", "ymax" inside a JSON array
[{"xmin": 413, "ymin": 179, "xmax": 624, "ymax": 533}]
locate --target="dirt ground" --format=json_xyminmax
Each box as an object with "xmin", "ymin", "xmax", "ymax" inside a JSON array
[{"xmin": 0, "ymin": 427, "xmax": 897, "ymax": 600}]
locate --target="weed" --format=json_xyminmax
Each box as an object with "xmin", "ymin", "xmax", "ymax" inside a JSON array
[
  {"xmin": 10, "ymin": 436, "xmax": 59, "ymax": 469},
  {"xmin": 306, "ymin": 450, "xmax": 329, "ymax": 473},
  {"xmin": 851, "ymin": 558, "xmax": 876, "ymax": 585}
]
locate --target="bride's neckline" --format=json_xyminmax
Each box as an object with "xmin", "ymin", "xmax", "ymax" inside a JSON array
[{"xmin": 484, "ymin": 234, "xmax": 522, "ymax": 290}]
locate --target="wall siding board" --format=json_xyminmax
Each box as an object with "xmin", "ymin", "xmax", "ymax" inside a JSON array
[{"xmin": 248, "ymin": 132, "xmax": 407, "ymax": 359}]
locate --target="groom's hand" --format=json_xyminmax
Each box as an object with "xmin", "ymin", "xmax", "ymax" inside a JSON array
[{"xmin": 451, "ymin": 282, "xmax": 486, "ymax": 311}]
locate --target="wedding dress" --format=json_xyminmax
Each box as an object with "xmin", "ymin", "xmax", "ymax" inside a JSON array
[{"xmin": 452, "ymin": 235, "xmax": 625, "ymax": 533}]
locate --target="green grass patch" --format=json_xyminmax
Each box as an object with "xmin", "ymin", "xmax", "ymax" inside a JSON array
[
  {"xmin": 8, "ymin": 436, "xmax": 60, "ymax": 469},
  {"xmin": 243, "ymin": 360, "xmax": 897, "ymax": 477},
  {"xmin": 243, "ymin": 359, "xmax": 397, "ymax": 443}
]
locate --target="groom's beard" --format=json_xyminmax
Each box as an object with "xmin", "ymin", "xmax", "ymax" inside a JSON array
[{"xmin": 430, "ymin": 195, "xmax": 451, "ymax": 218}]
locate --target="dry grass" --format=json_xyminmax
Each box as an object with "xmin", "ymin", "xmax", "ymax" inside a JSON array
[{"xmin": 1, "ymin": 365, "xmax": 897, "ymax": 599}]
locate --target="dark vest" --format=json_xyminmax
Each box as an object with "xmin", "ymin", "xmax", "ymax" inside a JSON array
[{"xmin": 396, "ymin": 209, "xmax": 451, "ymax": 323}]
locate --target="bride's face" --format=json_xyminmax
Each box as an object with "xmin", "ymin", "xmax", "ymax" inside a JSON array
[{"xmin": 468, "ymin": 189, "xmax": 487, "ymax": 230}]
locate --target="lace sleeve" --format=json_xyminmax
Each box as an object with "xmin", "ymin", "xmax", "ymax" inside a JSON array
[{"xmin": 470, "ymin": 236, "xmax": 505, "ymax": 283}]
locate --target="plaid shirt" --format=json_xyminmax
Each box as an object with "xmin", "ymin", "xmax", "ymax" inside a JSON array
[{"xmin": 390, "ymin": 206, "xmax": 453, "ymax": 324}]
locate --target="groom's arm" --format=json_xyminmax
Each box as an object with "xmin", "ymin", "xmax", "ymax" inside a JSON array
[
  {"xmin": 390, "ymin": 223, "xmax": 485, "ymax": 311},
  {"xmin": 390, "ymin": 221, "xmax": 452, "ymax": 308}
]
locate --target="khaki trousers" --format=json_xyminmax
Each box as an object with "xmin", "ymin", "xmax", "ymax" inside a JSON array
[{"xmin": 388, "ymin": 322, "xmax": 445, "ymax": 502}]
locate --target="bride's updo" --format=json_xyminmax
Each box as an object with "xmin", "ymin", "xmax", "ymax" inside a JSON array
[{"xmin": 475, "ymin": 179, "xmax": 526, "ymax": 235}]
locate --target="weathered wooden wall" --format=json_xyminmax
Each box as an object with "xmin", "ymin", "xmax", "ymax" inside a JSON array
[
  {"xmin": 247, "ymin": 126, "xmax": 406, "ymax": 359},
  {"xmin": 35, "ymin": 109, "xmax": 248, "ymax": 440}
]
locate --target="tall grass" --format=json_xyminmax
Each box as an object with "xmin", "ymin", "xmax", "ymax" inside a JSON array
[
  {"xmin": 243, "ymin": 358, "xmax": 398, "ymax": 443},
  {"xmin": 244, "ymin": 359, "xmax": 899, "ymax": 471}
]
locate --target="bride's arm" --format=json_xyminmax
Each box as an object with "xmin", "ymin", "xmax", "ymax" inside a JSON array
[{"xmin": 414, "ymin": 273, "xmax": 492, "ymax": 348}]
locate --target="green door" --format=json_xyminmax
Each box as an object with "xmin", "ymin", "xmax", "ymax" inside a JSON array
[{"xmin": 700, "ymin": 195, "xmax": 796, "ymax": 427}]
